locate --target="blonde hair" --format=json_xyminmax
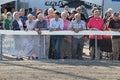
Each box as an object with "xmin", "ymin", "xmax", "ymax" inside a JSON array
[
  {"xmin": 13, "ymin": 11, "xmax": 19, "ymax": 17},
  {"xmin": 7, "ymin": 12, "xmax": 11, "ymax": 16},
  {"xmin": 19, "ymin": 8, "xmax": 25, "ymax": 12}
]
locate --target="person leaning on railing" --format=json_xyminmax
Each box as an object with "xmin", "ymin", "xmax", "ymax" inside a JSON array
[
  {"xmin": 44, "ymin": 8, "xmax": 55, "ymax": 59},
  {"xmin": 49, "ymin": 11, "xmax": 64, "ymax": 59},
  {"xmin": 61, "ymin": 11, "xmax": 71, "ymax": 59},
  {"xmin": 12, "ymin": 11, "xmax": 26, "ymax": 30},
  {"xmin": 100, "ymin": 11, "xmax": 112, "ymax": 59},
  {"xmin": 108, "ymin": 12, "xmax": 120, "ymax": 60},
  {"xmin": 12, "ymin": 11, "xmax": 26, "ymax": 60},
  {"xmin": 87, "ymin": 8, "xmax": 104, "ymax": 60},
  {"xmin": 34, "ymin": 13, "xmax": 48, "ymax": 59},
  {"xmin": 69, "ymin": 13, "xmax": 86, "ymax": 60},
  {"xmin": 25, "ymin": 14, "xmax": 37, "ymax": 60}
]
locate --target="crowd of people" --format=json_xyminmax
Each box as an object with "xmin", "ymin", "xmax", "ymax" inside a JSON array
[{"xmin": 0, "ymin": 5, "xmax": 120, "ymax": 60}]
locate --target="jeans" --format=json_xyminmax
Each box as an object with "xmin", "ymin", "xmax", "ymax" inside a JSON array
[{"xmin": 51, "ymin": 36, "xmax": 62, "ymax": 59}]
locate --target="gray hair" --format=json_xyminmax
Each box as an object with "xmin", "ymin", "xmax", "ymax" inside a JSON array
[
  {"xmin": 61, "ymin": 11, "xmax": 68, "ymax": 16},
  {"xmin": 27, "ymin": 14, "xmax": 33, "ymax": 18},
  {"xmin": 48, "ymin": 8, "xmax": 54, "ymax": 13},
  {"xmin": 107, "ymin": 8, "xmax": 113, "ymax": 12},
  {"xmin": 37, "ymin": 13, "xmax": 44, "ymax": 18}
]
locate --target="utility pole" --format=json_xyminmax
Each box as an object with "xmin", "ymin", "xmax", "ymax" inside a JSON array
[
  {"xmin": 15, "ymin": 0, "xmax": 20, "ymax": 11},
  {"xmin": 0, "ymin": 5, "xmax": 1, "ymax": 17},
  {"xmin": 102, "ymin": 0, "xmax": 104, "ymax": 18}
]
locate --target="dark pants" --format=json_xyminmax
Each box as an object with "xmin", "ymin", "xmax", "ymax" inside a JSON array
[
  {"xmin": 112, "ymin": 38, "xmax": 120, "ymax": 60},
  {"xmin": 72, "ymin": 37, "xmax": 84, "ymax": 59}
]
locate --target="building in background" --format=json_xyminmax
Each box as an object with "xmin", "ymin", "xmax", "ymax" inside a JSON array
[
  {"xmin": 103, "ymin": 0, "xmax": 120, "ymax": 13},
  {"xmin": 84, "ymin": 0, "xmax": 120, "ymax": 16},
  {"xmin": 0, "ymin": 0, "xmax": 120, "ymax": 17}
]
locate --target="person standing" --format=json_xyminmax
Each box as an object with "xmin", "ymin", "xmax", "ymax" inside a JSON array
[
  {"xmin": 64, "ymin": 5, "xmax": 70, "ymax": 15},
  {"xmin": 1, "ymin": 9, "xmax": 7, "ymax": 20},
  {"xmin": 25, "ymin": 14, "xmax": 37, "ymax": 60},
  {"xmin": 108, "ymin": 12, "xmax": 120, "ymax": 60},
  {"xmin": 61, "ymin": 11, "xmax": 71, "ymax": 59},
  {"xmin": 34, "ymin": 13, "xmax": 48, "ymax": 59},
  {"xmin": 3, "ymin": 12, "xmax": 12, "ymax": 30},
  {"xmin": 19, "ymin": 9, "xmax": 28, "ymax": 24},
  {"xmin": 101, "ymin": 12, "xmax": 112, "ymax": 58},
  {"xmin": 68, "ymin": 9, "xmax": 77, "ymax": 21},
  {"xmin": 12, "ymin": 11, "xmax": 26, "ymax": 30},
  {"xmin": 44, "ymin": 8, "xmax": 54, "ymax": 27},
  {"xmin": 69, "ymin": 13, "xmax": 86, "ymax": 59},
  {"xmin": 44, "ymin": 8, "xmax": 54, "ymax": 58},
  {"xmin": 12, "ymin": 11, "xmax": 26, "ymax": 60},
  {"xmin": 26, "ymin": 14, "xmax": 36, "ymax": 30},
  {"xmin": 76, "ymin": 6, "xmax": 87, "ymax": 22},
  {"xmin": 87, "ymin": 9, "xmax": 104, "ymax": 60},
  {"xmin": 49, "ymin": 11, "xmax": 64, "ymax": 59}
]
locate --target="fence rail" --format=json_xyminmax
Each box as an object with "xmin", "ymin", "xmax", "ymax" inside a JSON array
[
  {"xmin": 0, "ymin": 30, "xmax": 120, "ymax": 35},
  {"xmin": 41, "ymin": 30, "xmax": 120, "ymax": 36},
  {"xmin": 0, "ymin": 30, "xmax": 120, "ymax": 60}
]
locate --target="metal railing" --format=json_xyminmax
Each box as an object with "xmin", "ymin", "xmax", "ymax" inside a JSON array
[{"xmin": 0, "ymin": 30, "xmax": 120, "ymax": 60}]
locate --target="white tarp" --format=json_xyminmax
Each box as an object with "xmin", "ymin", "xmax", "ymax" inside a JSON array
[{"xmin": 0, "ymin": 0, "xmax": 15, "ymax": 5}]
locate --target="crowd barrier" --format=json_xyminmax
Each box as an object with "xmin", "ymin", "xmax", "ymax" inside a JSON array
[{"xmin": 0, "ymin": 30, "xmax": 120, "ymax": 60}]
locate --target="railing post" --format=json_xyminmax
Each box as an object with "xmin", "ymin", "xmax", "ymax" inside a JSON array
[
  {"xmin": 0, "ymin": 34, "xmax": 2, "ymax": 60},
  {"xmin": 95, "ymin": 35, "xmax": 98, "ymax": 61},
  {"xmin": 43, "ymin": 35, "xmax": 46, "ymax": 59}
]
